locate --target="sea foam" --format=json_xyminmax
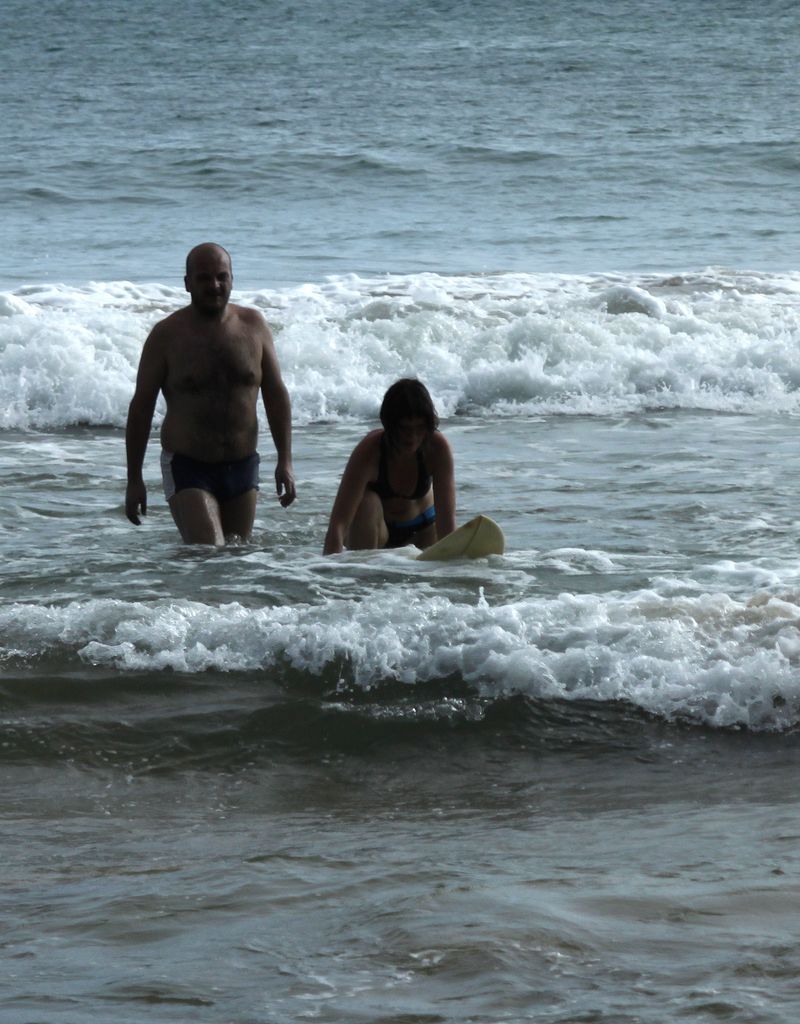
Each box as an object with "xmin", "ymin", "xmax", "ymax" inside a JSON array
[
  {"xmin": 3, "ymin": 581, "xmax": 800, "ymax": 731},
  {"xmin": 1, "ymin": 269, "xmax": 799, "ymax": 429}
]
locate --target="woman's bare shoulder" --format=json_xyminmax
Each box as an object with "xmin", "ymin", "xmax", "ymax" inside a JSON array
[
  {"xmin": 352, "ymin": 430, "xmax": 383, "ymax": 462},
  {"xmin": 428, "ymin": 430, "xmax": 453, "ymax": 456}
]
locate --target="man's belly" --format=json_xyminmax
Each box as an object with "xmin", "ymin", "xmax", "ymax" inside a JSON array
[{"xmin": 160, "ymin": 407, "xmax": 258, "ymax": 462}]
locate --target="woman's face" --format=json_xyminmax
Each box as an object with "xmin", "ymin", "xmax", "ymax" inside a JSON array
[{"xmin": 392, "ymin": 416, "xmax": 428, "ymax": 453}]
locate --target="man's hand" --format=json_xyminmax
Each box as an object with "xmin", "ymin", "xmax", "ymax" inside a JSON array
[
  {"xmin": 125, "ymin": 480, "xmax": 148, "ymax": 524},
  {"xmin": 275, "ymin": 462, "xmax": 296, "ymax": 508}
]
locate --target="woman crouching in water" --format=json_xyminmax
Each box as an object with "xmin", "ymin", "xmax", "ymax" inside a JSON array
[{"xmin": 323, "ymin": 379, "xmax": 456, "ymax": 554}]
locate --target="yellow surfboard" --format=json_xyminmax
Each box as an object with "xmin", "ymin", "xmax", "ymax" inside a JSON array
[{"xmin": 417, "ymin": 514, "xmax": 505, "ymax": 561}]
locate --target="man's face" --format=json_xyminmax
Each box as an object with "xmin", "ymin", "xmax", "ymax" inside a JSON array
[{"xmin": 185, "ymin": 249, "xmax": 233, "ymax": 315}]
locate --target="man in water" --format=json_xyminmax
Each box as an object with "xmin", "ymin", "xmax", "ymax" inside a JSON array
[{"xmin": 125, "ymin": 243, "xmax": 296, "ymax": 544}]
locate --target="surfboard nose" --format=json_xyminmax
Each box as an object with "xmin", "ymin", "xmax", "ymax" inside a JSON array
[{"xmin": 417, "ymin": 515, "xmax": 505, "ymax": 561}]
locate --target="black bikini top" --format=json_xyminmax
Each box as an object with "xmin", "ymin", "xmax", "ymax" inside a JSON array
[{"xmin": 369, "ymin": 433, "xmax": 432, "ymax": 501}]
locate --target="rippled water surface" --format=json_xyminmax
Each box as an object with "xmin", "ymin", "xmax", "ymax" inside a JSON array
[{"xmin": 4, "ymin": 0, "xmax": 800, "ymax": 1019}]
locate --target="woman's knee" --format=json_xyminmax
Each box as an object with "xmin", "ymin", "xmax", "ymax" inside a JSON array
[{"xmin": 346, "ymin": 491, "xmax": 388, "ymax": 549}]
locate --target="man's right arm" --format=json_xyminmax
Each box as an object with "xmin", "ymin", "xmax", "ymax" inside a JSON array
[{"xmin": 125, "ymin": 326, "xmax": 167, "ymax": 525}]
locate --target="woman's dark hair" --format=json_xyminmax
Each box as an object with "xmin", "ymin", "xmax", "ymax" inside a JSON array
[{"xmin": 380, "ymin": 378, "xmax": 439, "ymax": 440}]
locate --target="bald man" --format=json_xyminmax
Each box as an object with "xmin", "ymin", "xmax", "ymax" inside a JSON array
[{"xmin": 125, "ymin": 243, "xmax": 296, "ymax": 544}]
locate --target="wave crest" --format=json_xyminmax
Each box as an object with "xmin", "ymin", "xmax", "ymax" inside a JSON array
[{"xmin": 2, "ymin": 268, "xmax": 799, "ymax": 429}]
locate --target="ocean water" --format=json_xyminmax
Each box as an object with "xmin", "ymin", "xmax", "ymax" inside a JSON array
[
  {"xmin": 3, "ymin": 2, "xmax": 800, "ymax": 1022},
  {"xmin": 3, "ymin": 0, "xmax": 799, "ymax": 287}
]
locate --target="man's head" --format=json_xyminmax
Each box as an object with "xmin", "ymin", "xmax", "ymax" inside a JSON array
[{"xmin": 184, "ymin": 243, "xmax": 233, "ymax": 316}]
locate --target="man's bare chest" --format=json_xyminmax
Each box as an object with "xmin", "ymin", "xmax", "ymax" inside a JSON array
[{"xmin": 166, "ymin": 336, "xmax": 261, "ymax": 395}]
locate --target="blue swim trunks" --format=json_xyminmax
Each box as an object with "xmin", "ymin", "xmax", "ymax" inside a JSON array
[{"xmin": 161, "ymin": 450, "xmax": 260, "ymax": 503}]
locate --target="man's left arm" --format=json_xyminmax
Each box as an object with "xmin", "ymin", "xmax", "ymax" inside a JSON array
[{"xmin": 257, "ymin": 316, "xmax": 296, "ymax": 507}]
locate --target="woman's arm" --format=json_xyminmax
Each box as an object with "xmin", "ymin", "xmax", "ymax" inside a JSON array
[
  {"xmin": 429, "ymin": 432, "xmax": 456, "ymax": 540},
  {"xmin": 323, "ymin": 434, "xmax": 379, "ymax": 554}
]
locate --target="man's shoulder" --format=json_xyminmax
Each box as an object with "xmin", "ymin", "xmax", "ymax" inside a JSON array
[
  {"xmin": 229, "ymin": 303, "xmax": 268, "ymax": 328},
  {"xmin": 150, "ymin": 305, "xmax": 192, "ymax": 335},
  {"xmin": 152, "ymin": 304, "xmax": 268, "ymax": 339}
]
